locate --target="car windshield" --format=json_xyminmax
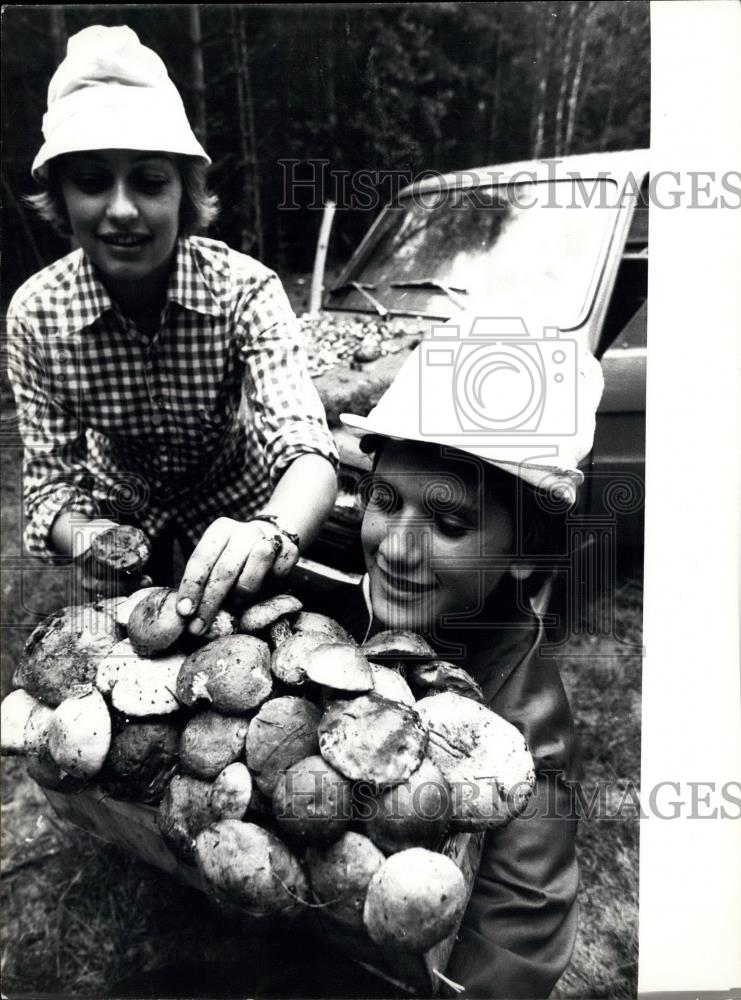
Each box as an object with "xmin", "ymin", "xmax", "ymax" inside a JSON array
[{"xmin": 328, "ymin": 178, "xmax": 619, "ymax": 327}]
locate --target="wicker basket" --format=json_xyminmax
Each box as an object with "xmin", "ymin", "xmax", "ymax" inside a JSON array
[{"xmin": 43, "ymin": 786, "xmax": 482, "ymax": 996}]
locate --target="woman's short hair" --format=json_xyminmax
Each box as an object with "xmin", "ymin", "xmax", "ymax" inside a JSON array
[{"xmin": 25, "ymin": 154, "xmax": 219, "ymax": 237}]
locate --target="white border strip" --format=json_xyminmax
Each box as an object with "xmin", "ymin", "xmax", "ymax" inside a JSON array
[{"xmin": 640, "ymin": 1, "xmax": 741, "ymax": 992}]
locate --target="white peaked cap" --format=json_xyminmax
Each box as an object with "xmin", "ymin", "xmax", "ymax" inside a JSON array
[
  {"xmin": 32, "ymin": 25, "xmax": 210, "ymax": 179},
  {"xmin": 341, "ymin": 310, "xmax": 605, "ymax": 505}
]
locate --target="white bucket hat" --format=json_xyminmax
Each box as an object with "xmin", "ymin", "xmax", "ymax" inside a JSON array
[
  {"xmin": 32, "ymin": 25, "xmax": 210, "ymax": 180},
  {"xmin": 340, "ymin": 311, "xmax": 605, "ymax": 505}
]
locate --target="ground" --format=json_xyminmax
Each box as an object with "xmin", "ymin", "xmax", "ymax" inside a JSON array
[{"xmin": 0, "ymin": 273, "xmax": 643, "ymax": 998}]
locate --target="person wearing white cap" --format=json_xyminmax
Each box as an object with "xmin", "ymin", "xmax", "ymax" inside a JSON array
[
  {"xmin": 7, "ymin": 25, "xmax": 338, "ymax": 631},
  {"xmin": 122, "ymin": 324, "xmax": 602, "ymax": 999},
  {"xmin": 323, "ymin": 317, "xmax": 605, "ymax": 998}
]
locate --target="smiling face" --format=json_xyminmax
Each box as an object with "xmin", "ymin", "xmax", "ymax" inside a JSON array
[
  {"xmin": 361, "ymin": 441, "xmax": 518, "ymax": 632},
  {"xmin": 58, "ymin": 149, "xmax": 182, "ymax": 293}
]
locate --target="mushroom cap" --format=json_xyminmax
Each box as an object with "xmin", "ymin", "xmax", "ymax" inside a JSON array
[
  {"xmin": 291, "ymin": 612, "xmax": 352, "ymax": 644},
  {"xmin": 195, "ymin": 820, "xmax": 310, "ymax": 920},
  {"xmin": 305, "ymin": 643, "xmax": 373, "ymax": 692},
  {"xmin": 116, "ymin": 586, "xmax": 160, "ymax": 627},
  {"xmin": 363, "ymin": 848, "xmax": 466, "ymax": 952},
  {"xmin": 361, "ymin": 630, "xmax": 436, "ymax": 662},
  {"xmin": 239, "ymin": 594, "xmax": 303, "ymax": 632},
  {"xmin": 270, "ymin": 631, "xmax": 327, "ymax": 686},
  {"xmin": 179, "ymin": 711, "xmax": 249, "ymax": 781},
  {"xmin": 416, "ymin": 692, "xmax": 536, "ymax": 828},
  {"xmin": 210, "ymin": 762, "xmax": 253, "ymax": 820},
  {"xmin": 90, "ymin": 524, "xmax": 150, "ymax": 574},
  {"xmin": 176, "ymin": 634, "xmax": 272, "ymax": 712},
  {"xmin": 409, "ymin": 660, "xmax": 485, "ymax": 703},
  {"xmin": 305, "ymin": 832, "xmax": 385, "ymax": 929},
  {"xmin": 318, "ymin": 694, "xmax": 427, "ymax": 788},
  {"xmin": 272, "ymin": 754, "xmax": 353, "ymax": 846},
  {"xmin": 1, "ymin": 689, "xmax": 41, "ymax": 755},
  {"xmin": 14, "ymin": 601, "xmax": 119, "ymax": 706},
  {"xmin": 98, "ymin": 639, "xmax": 185, "ymax": 716},
  {"xmin": 363, "ymin": 757, "xmax": 452, "ymax": 854},
  {"xmin": 127, "ymin": 587, "xmax": 185, "ymax": 657},
  {"xmin": 245, "ymin": 695, "xmax": 321, "ymax": 796},
  {"xmin": 48, "ymin": 688, "xmax": 112, "ymax": 779},
  {"xmin": 368, "ymin": 663, "xmax": 416, "ymax": 706}
]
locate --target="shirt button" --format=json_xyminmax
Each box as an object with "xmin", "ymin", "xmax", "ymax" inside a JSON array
[{"xmin": 152, "ymin": 412, "xmax": 163, "ymax": 427}]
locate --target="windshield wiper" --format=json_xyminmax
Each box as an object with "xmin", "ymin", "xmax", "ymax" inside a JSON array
[
  {"xmin": 329, "ymin": 282, "xmax": 389, "ymax": 317},
  {"xmin": 389, "ymin": 279, "xmax": 469, "ymax": 310}
]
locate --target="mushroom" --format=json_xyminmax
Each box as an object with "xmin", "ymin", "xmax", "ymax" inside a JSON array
[
  {"xmin": 368, "ymin": 663, "xmax": 416, "ymax": 706},
  {"xmin": 409, "ymin": 660, "xmax": 485, "ymax": 703},
  {"xmin": 318, "ymin": 694, "xmax": 427, "ymax": 788},
  {"xmin": 361, "ymin": 630, "xmax": 436, "ymax": 662},
  {"xmin": 239, "ymin": 594, "xmax": 303, "ymax": 633},
  {"xmin": 89, "ymin": 524, "xmax": 150, "ymax": 576},
  {"xmin": 305, "ymin": 643, "xmax": 374, "ymax": 692},
  {"xmin": 270, "ymin": 631, "xmax": 327, "ymax": 686},
  {"xmin": 176, "ymin": 635, "xmax": 272, "ymax": 713},
  {"xmin": 291, "ymin": 612, "xmax": 353, "ymax": 644},
  {"xmin": 127, "ymin": 587, "xmax": 186, "ymax": 657}
]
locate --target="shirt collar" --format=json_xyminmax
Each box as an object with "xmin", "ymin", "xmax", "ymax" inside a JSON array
[
  {"xmin": 165, "ymin": 237, "xmax": 228, "ymax": 317},
  {"xmin": 61, "ymin": 238, "xmax": 227, "ymax": 334},
  {"xmin": 62, "ymin": 252, "xmax": 115, "ymax": 334}
]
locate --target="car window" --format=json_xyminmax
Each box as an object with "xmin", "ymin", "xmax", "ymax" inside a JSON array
[{"xmin": 329, "ymin": 178, "xmax": 620, "ymax": 329}]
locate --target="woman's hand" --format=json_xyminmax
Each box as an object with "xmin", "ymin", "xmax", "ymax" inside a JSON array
[
  {"xmin": 177, "ymin": 454, "xmax": 337, "ymax": 635},
  {"xmin": 176, "ymin": 516, "xmax": 299, "ymax": 635}
]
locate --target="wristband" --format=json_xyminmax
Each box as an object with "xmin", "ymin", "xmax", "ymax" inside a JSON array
[{"xmin": 248, "ymin": 514, "xmax": 301, "ymax": 550}]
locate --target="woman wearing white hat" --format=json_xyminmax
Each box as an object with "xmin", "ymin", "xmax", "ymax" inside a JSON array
[
  {"xmin": 7, "ymin": 25, "xmax": 338, "ymax": 632},
  {"xmin": 321, "ymin": 319, "xmax": 605, "ymax": 998}
]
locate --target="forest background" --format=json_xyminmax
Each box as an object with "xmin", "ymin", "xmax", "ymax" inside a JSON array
[{"xmin": 2, "ymin": 2, "xmax": 650, "ymax": 302}]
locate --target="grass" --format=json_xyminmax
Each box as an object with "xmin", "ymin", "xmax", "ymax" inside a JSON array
[
  {"xmin": 553, "ymin": 573, "xmax": 643, "ymax": 999},
  {"xmin": 1, "ymin": 758, "xmax": 251, "ymax": 995}
]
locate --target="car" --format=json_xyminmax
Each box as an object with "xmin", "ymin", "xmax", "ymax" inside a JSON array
[{"xmin": 297, "ymin": 150, "xmax": 648, "ymax": 593}]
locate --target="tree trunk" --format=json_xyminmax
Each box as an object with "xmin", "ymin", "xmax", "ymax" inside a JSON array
[
  {"xmin": 241, "ymin": 21, "xmax": 264, "ymax": 260},
  {"xmin": 599, "ymin": 6, "xmax": 626, "ymax": 151},
  {"xmin": 188, "ymin": 6, "xmax": 207, "ymax": 148},
  {"xmin": 531, "ymin": 2, "xmax": 555, "ymax": 159},
  {"xmin": 230, "ymin": 7, "xmax": 263, "ymax": 258},
  {"xmin": 487, "ymin": 15, "xmax": 503, "ymax": 162},
  {"xmin": 565, "ymin": 0, "xmax": 596, "ymax": 155},
  {"xmin": 554, "ymin": 1, "xmax": 578, "ymax": 158},
  {"xmin": 49, "ymin": 7, "xmax": 67, "ymax": 63},
  {"xmin": 323, "ymin": 8, "xmax": 337, "ymax": 124}
]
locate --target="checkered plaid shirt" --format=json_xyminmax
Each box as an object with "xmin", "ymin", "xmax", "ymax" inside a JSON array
[{"xmin": 6, "ymin": 236, "xmax": 338, "ymax": 561}]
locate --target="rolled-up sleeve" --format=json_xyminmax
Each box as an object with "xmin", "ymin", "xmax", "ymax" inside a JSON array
[
  {"xmin": 236, "ymin": 272, "xmax": 339, "ymax": 483},
  {"xmin": 6, "ymin": 313, "xmax": 98, "ymax": 560}
]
